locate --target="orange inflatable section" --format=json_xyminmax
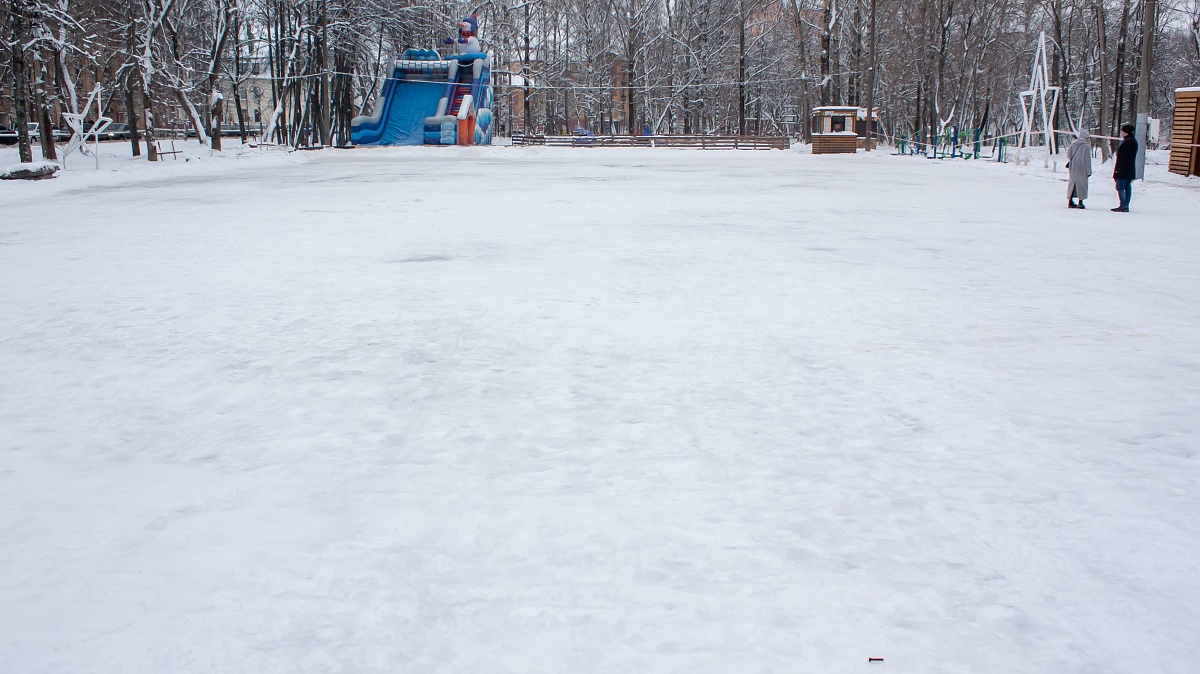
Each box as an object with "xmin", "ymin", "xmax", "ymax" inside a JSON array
[{"xmin": 457, "ymin": 116, "xmax": 476, "ymax": 146}]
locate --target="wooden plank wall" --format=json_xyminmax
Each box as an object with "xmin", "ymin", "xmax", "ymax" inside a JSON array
[
  {"xmin": 1169, "ymin": 91, "xmax": 1200, "ymax": 177},
  {"xmin": 811, "ymin": 134, "xmax": 859, "ymax": 154}
]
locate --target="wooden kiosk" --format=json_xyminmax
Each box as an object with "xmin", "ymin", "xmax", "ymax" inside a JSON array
[
  {"xmin": 811, "ymin": 106, "xmax": 879, "ymax": 154},
  {"xmin": 1169, "ymin": 87, "xmax": 1200, "ymax": 177}
]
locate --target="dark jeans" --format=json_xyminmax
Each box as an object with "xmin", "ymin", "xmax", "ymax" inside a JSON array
[{"xmin": 1115, "ymin": 179, "xmax": 1132, "ymax": 209}]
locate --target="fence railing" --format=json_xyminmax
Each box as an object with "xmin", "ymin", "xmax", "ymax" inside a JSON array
[{"xmin": 510, "ymin": 134, "xmax": 790, "ymax": 150}]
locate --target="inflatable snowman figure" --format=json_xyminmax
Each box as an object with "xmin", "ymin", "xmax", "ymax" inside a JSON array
[{"xmin": 443, "ymin": 14, "xmax": 481, "ymax": 54}]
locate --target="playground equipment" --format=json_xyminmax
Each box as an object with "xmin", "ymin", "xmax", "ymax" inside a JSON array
[
  {"xmin": 1015, "ymin": 32, "xmax": 1060, "ymax": 165},
  {"xmin": 61, "ymin": 84, "xmax": 113, "ymax": 169},
  {"xmin": 1169, "ymin": 87, "xmax": 1200, "ymax": 177},
  {"xmin": 351, "ymin": 49, "xmax": 494, "ymax": 146}
]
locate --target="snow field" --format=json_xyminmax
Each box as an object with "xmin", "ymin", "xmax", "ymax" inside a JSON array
[{"xmin": 1, "ymin": 144, "xmax": 1199, "ymax": 674}]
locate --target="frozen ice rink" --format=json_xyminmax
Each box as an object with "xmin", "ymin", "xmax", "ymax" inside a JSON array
[{"xmin": 2, "ymin": 145, "xmax": 1199, "ymax": 674}]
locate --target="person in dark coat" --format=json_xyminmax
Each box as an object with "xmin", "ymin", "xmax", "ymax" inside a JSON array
[{"xmin": 1112, "ymin": 124, "xmax": 1137, "ymax": 212}]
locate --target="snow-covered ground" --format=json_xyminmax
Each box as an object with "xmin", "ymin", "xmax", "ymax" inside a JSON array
[{"xmin": 1, "ymin": 141, "xmax": 1198, "ymax": 674}]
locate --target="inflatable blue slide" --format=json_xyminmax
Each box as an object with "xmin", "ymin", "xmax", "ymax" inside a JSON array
[{"xmin": 351, "ymin": 49, "xmax": 494, "ymax": 147}]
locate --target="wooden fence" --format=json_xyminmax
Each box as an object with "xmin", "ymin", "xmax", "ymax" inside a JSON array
[{"xmin": 510, "ymin": 134, "xmax": 790, "ymax": 150}]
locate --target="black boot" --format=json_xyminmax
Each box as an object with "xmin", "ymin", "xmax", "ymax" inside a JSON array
[
  {"xmin": 1078, "ymin": 201, "xmax": 1085, "ymax": 209},
  {"xmin": 1068, "ymin": 201, "xmax": 1078, "ymax": 209}
]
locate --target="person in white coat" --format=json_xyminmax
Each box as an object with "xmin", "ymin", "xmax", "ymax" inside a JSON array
[{"xmin": 1066, "ymin": 129, "xmax": 1093, "ymax": 209}]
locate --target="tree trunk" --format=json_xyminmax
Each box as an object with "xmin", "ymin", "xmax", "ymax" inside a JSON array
[
  {"xmin": 262, "ymin": 20, "xmax": 304, "ymax": 145},
  {"xmin": 233, "ymin": 83, "xmax": 248, "ymax": 142},
  {"xmin": 1134, "ymin": 0, "xmax": 1157, "ymax": 179},
  {"xmin": 1095, "ymin": 0, "xmax": 1110, "ymax": 160},
  {"xmin": 935, "ymin": 0, "xmax": 953, "ymax": 133},
  {"xmin": 174, "ymin": 87, "xmax": 209, "ymax": 145},
  {"xmin": 864, "ymin": 0, "xmax": 876, "ymax": 149},
  {"xmin": 832, "ymin": 0, "xmax": 843, "ymax": 104},
  {"xmin": 126, "ymin": 84, "xmax": 141, "ymax": 157},
  {"xmin": 914, "ymin": 82, "xmax": 922, "ymax": 145},
  {"xmin": 142, "ymin": 82, "xmax": 158, "ymax": 161},
  {"xmin": 53, "ymin": 36, "xmax": 78, "ymax": 114},
  {"xmin": 34, "ymin": 63, "xmax": 57, "ymax": 161},
  {"xmin": 9, "ymin": 2, "xmax": 32, "ymax": 163},
  {"xmin": 789, "ymin": 0, "xmax": 812, "ymax": 142},
  {"xmin": 208, "ymin": 79, "xmax": 222, "ymax": 152},
  {"xmin": 1111, "ymin": 0, "xmax": 1131, "ymax": 149},
  {"xmin": 319, "ymin": 0, "xmax": 332, "ymax": 146},
  {"xmin": 523, "ymin": 2, "xmax": 531, "ymax": 133},
  {"xmin": 738, "ymin": 0, "xmax": 746, "ymax": 134},
  {"xmin": 1051, "ymin": 0, "xmax": 1065, "ymax": 133},
  {"xmin": 849, "ymin": 0, "xmax": 862, "ymax": 105},
  {"xmin": 210, "ymin": 93, "xmax": 225, "ymax": 151},
  {"xmin": 122, "ymin": 22, "xmax": 141, "ymax": 157},
  {"xmin": 204, "ymin": 0, "xmax": 233, "ymax": 150},
  {"xmin": 232, "ymin": 15, "xmax": 248, "ymax": 143},
  {"xmin": 914, "ymin": 0, "xmax": 927, "ymax": 143},
  {"xmin": 627, "ymin": 32, "xmax": 637, "ymax": 134},
  {"xmin": 820, "ymin": 0, "xmax": 833, "ymax": 106}
]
